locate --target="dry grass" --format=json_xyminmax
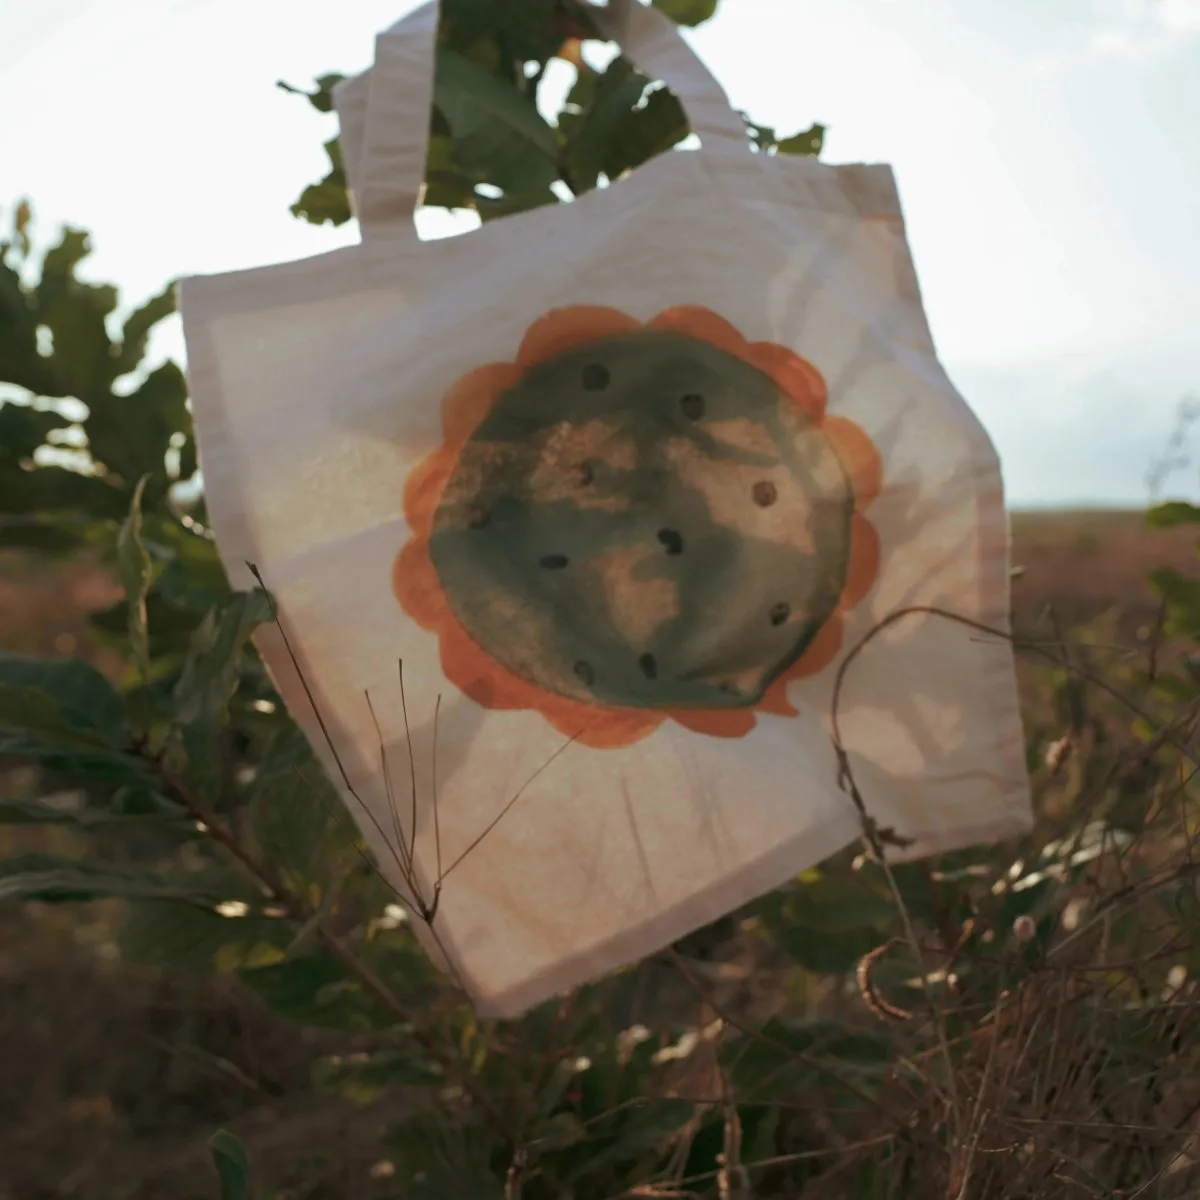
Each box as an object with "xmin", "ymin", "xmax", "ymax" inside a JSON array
[
  {"xmin": 0, "ymin": 915, "xmax": 410, "ymax": 1200},
  {"xmin": 1010, "ymin": 508, "xmax": 1194, "ymax": 635}
]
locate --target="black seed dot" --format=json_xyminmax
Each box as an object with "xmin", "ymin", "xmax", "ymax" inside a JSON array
[
  {"xmin": 467, "ymin": 504, "xmax": 489, "ymax": 529},
  {"xmin": 577, "ymin": 461, "xmax": 595, "ymax": 486},
  {"xmin": 657, "ymin": 528, "xmax": 684, "ymax": 555},
  {"xmin": 719, "ymin": 682, "xmax": 739, "ymax": 695},
  {"xmin": 769, "ymin": 602, "xmax": 790, "ymax": 627},
  {"xmin": 752, "ymin": 480, "xmax": 778, "ymax": 508},
  {"xmin": 680, "ymin": 393, "xmax": 705, "ymax": 420},
  {"xmin": 540, "ymin": 554, "xmax": 569, "ymax": 570},
  {"xmin": 574, "ymin": 661, "xmax": 595, "ymax": 685},
  {"xmin": 638, "ymin": 653, "xmax": 658, "ymax": 680},
  {"xmin": 582, "ymin": 363, "xmax": 610, "ymax": 391}
]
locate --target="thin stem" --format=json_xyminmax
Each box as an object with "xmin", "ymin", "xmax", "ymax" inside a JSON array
[
  {"xmin": 149, "ymin": 759, "xmax": 513, "ymax": 1138},
  {"xmin": 398, "ymin": 661, "xmax": 419, "ymax": 883},
  {"xmin": 432, "ymin": 694, "xmax": 444, "ymax": 885}
]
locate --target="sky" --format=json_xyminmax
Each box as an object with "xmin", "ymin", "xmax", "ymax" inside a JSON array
[{"xmin": 2, "ymin": 0, "xmax": 1199, "ymax": 507}]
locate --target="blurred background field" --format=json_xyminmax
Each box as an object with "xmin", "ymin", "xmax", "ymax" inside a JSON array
[{"xmin": 0, "ymin": 505, "xmax": 1194, "ymax": 1200}]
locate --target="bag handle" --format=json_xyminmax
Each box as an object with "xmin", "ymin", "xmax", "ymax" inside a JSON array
[
  {"xmin": 338, "ymin": 0, "xmax": 749, "ymax": 239},
  {"xmin": 333, "ymin": 69, "xmax": 371, "ymax": 224}
]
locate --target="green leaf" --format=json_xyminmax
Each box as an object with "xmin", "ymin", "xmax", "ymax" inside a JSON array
[
  {"xmin": 785, "ymin": 872, "xmax": 897, "ymax": 932},
  {"xmin": 439, "ymin": 0, "xmax": 557, "ymax": 63},
  {"xmin": 289, "ymin": 138, "xmax": 351, "ymax": 227},
  {"xmin": 437, "ymin": 0, "xmax": 560, "ymax": 64},
  {"xmin": 1150, "ymin": 566, "xmax": 1200, "ymax": 637},
  {"xmin": 0, "ymin": 853, "xmax": 218, "ymax": 904},
  {"xmin": 36, "ymin": 227, "xmax": 92, "ymax": 316},
  {"xmin": 130, "ymin": 517, "xmax": 225, "ymax": 610},
  {"xmin": 118, "ymin": 896, "xmax": 293, "ymax": 971},
  {"xmin": 277, "ymin": 73, "xmax": 346, "ymax": 114},
  {"xmin": 0, "ymin": 795, "xmax": 183, "ymax": 826},
  {"xmin": 759, "ymin": 872, "xmax": 896, "ymax": 974},
  {"xmin": 248, "ymin": 722, "xmax": 317, "ymax": 788},
  {"xmin": 501, "ymin": 0, "xmax": 558, "ymax": 61},
  {"xmin": 85, "ymin": 360, "xmax": 189, "ymax": 497},
  {"xmin": 314, "ymin": 1047, "xmax": 443, "ymax": 1103},
  {"xmin": 208, "ymin": 1130, "xmax": 250, "ymax": 1200},
  {"xmin": 406, "ymin": 1170, "xmax": 505, "ymax": 1200},
  {"xmin": 531, "ymin": 1111, "xmax": 586, "ymax": 1154},
  {"xmin": 14, "ymin": 198, "xmax": 32, "ymax": 255},
  {"xmin": 784, "ymin": 926, "xmax": 885, "ymax": 973},
  {"xmin": 0, "ymin": 683, "xmax": 106, "ymax": 751},
  {"xmin": 1147, "ymin": 500, "xmax": 1200, "ymax": 528},
  {"xmin": 90, "ymin": 593, "xmax": 201, "ymax": 673},
  {"xmin": 424, "ymin": 173, "xmax": 480, "ymax": 211},
  {"xmin": 173, "ymin": 590, "xmax": 273, "ymax": 728},
  {"xmin": 176, "ymin": 430, "xmax": 199, "ymax": 483},
  {"xmin": 474, "ymin": 186, "xmax": 559, "ymax": 221},
  {"xmin": 563, "ymin": 58, "xmax": 650, "ymax": 190},
  {"xmin": 603, "ymin": 85, "xmax": 689, "ymax": 179},
  {"xmin": 0, "ymin": 401, "xmax": 71, "ymax": 461},
  {"xmin": 113, "ymin": 281, "xmax": 177, "ymax": 377},
  {"xmin": 740, "ymin": 114, "xmax": 779, "ymax": 153},
  {"xmin": 0, "ymin": 678, "xmax": 146, "ymax": 786},
  {"xmin": 0, "ymin": 259, "xmax": 56, "ymax": 396},
  {"xmin": 0, "ymin": 739, "xmax": 148, "ymax": 790},
  {"xmin": 40, "ymin": 279, "xmax": 119, "ymax": 400},
  {"xmin": 0, "ymin": 653, "xmax": 128, "ymax": 746},
  {"xmin": 290, "ymin": 175, "xmax": 353, "ymax": 227},
  {"xmin": 239, "ymin": 952, "xmax": 397, "ymax": 1030},
  {"xmin": 250, "ymin": 747, "xmax": 354, "ymax": 892},
  {"xmin": 722, "ymin": 1019, "xmax": 891, "ymax": 1099},
  {"xmin": 118, "ymin": 474, "xmax": 153, "ymax": 679},
  {"xmin": 652, "ymin": 0, "xmax": 719, "ymax": 26},
  {"xmin": 0, "ymin": 514, "xmax": 97, "ymax": 554},
  {"xmin": 386, "ymin": 1111, "xmax": 505, "ymax": 1200},
  {"xmin": 15, "ymin": 655, "xmax": 150, "ymax": 772},
  {"xmin": 0, "ymin": 445, "xmax": 124, "ymax": 523},
  {"xmin": 777, "ymin": 123, "xmax": 825, "ymax": 157},
  {"xmin": 563, "ymin": 1098, "xmax": 695, "ymax": 1183},
  {"xmin": 435, "ymin": 47, "xmax": 560, "ymax": 192}
]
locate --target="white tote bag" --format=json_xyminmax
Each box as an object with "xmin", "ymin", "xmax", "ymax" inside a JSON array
[{"xmin": 180, "ymin": 0, "xmax": 1031, "ymax": 1019}]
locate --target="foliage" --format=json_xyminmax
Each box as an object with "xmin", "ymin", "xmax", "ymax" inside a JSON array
[
  {"xmin": 3, "ymin": 1, "xmax": 1200, "ymax": 1197},
  {"xmin": 208, "ymin": 1130, "xmax": 251, "ymax": 1200},
  {"xmin": 278, "ymin": 0, "xmax": 823, "ymax": 230}
]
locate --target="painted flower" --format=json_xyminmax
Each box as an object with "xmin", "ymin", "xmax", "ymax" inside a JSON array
[{"xmin": 394, "ymin": 304, "xmax": 881, "ymax": 749}]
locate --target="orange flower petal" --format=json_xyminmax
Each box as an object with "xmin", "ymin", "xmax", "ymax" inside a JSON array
[
  {"xmin": 783, "ymin": 613, "xmax": 844, "ymax": 682},
  {"xmin": 402, "ymin": 451, "xmax": 455, "ymax": 537},
  {"xmin": 442, "ymin": 620, "xmax": 662, "ymax": 749},
  {"xmin": 516, "ymin": 305, "xmax": 640, "ymax": 369},
  {"xmin": 437, "ymin": 624, "xmax": 529, "ymax": 714},
  {"xmin": 758, "ymin": 674, "xmax": 800, "ymax": 717},
  {"xmin": 840, "ymin": 512, "xmax": 881, "ymax": 610},
  {"xmin": 669, "ymin": 705, "xmax": 758, "ymax": 739},
  {"xmin": 825, "ymin": 416, "xmax": 883, "ymax": 507},
  {"xmin": 545, "ymin": 707, "xmax": 665, "ymax": 750},
  {"xmin": 747, "ymin": 342, "xmax": 827, "ymax": 421},
  {"xmin": 648, "ymin": 306, "xmax": 748, "ymax": 357},
  {"xmin": 392, "ymin": 540, "xmax": 448, "ymax": 629},
  {"xmin": 442, "ymin": 363, "xmax": 521, "ymax": 446}
]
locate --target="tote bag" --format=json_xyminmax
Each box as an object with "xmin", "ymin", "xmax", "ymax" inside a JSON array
[{"xmin": 180, "ymin": 0, "xmax": 1032, "ymax": 1019}]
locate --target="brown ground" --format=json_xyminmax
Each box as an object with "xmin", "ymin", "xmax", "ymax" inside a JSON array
[
  {"xmin": 1009, "ymin": 508, "xmax": 1195, "ymax": 637},
  {"xmin": 0, "ymin": 509, "xmax": 1195, "ymax": 1199}
]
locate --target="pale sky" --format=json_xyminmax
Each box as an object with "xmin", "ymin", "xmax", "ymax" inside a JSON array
[{"xmin": 3, "ymin": 0, "xmax": 1199, "ymax": 506}]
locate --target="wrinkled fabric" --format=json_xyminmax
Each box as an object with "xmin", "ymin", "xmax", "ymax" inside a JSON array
[{"xmin": 179, "ymin": 0, "xmax": 1031, "ymax": 1018}]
